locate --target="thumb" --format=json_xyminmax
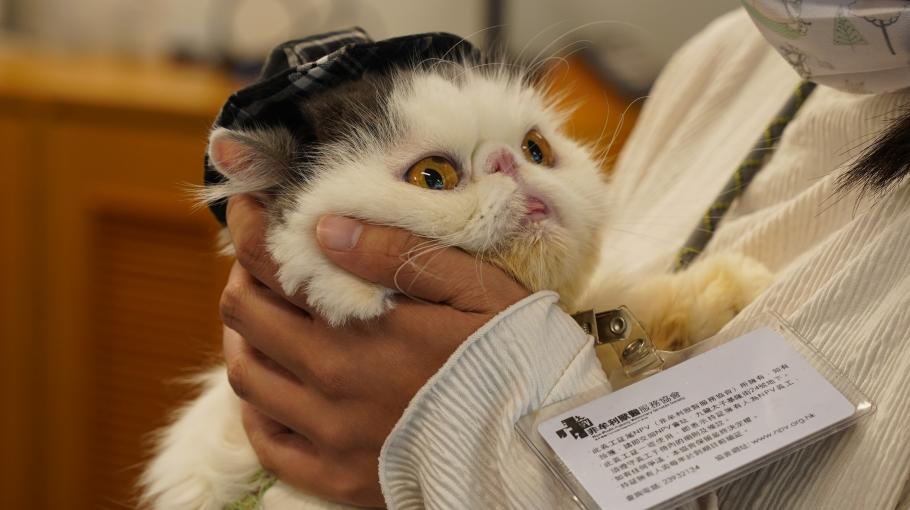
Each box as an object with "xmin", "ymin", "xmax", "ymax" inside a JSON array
[{"xmin": 315, "ymin": 215, "xmax": 528, "ymax": 312}]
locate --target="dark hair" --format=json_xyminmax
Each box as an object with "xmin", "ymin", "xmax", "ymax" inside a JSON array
[{"xmin": 838, "ymin": 107, "xmax": 910, "ymax": 197}]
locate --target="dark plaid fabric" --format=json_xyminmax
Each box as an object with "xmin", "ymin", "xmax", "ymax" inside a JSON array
[{"xmin": 204, "ymin": 28, "xmax": 478, "ymax": 224}]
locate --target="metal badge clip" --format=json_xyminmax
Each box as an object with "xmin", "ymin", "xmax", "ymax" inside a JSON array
[{"xmin": 573, "ymin": 306, "xmax": 664, "ymax": 387}]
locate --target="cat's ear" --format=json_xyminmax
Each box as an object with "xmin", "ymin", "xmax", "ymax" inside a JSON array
[{"xmin": 203, "ymin": 126, "xmax": 296, "ymax": 202}]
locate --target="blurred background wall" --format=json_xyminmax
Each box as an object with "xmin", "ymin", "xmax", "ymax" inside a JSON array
[
  {"xmin": 0, "ymin": 1, "xmax": 736, "ymax": 509},
  {"xmin": 5, "ymin": 0, "xmax": 733, "ymax": 60}
]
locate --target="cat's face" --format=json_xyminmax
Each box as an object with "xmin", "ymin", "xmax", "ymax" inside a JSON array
[{"xmin": 207, "ymin": 64, "xmax": 609, "ymax": 311}]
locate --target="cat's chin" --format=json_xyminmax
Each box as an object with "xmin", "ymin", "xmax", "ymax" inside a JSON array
[
  {"xmin": 520, "ymin": 212, "xmax": 555, "ymax": 227},
  {"xmin": 488, "ymin": 205, "xmax": 603, "ymax": 308},
  {"xmin": 490, "ymin": 235, "xmax": 576, "ymax": 296}
]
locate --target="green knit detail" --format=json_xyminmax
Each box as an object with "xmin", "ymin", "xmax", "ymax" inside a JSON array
[{"xmin": 224, "ymin": 471, "xmax": 278, "ymax": 510}]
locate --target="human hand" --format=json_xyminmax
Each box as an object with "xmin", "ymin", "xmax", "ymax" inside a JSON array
[{"xmin": 219, "ymin": 195, "xmax": 529, "ymax": 507}]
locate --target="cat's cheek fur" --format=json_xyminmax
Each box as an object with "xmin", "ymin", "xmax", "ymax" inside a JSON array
[{"xmin": 263, "ymin": 159, "xmax": 509, "ymax": 326}]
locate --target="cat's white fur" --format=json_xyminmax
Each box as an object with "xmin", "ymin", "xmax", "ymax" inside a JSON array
[{"xmin": 141, "ymin": 65, "xmax": 772, "ymax": 509}]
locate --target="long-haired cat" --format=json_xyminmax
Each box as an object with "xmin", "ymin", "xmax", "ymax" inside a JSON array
[{"xmin": 141, "ymin": 35, "xmax": 771, "ymax": 510}]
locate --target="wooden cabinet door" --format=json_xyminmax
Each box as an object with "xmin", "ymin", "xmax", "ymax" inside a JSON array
[
  {"xmin": 0, "ymin": 106, "xmax": 40, "ymax": 510},
  {"xmin": 34, "ymin": 107, "xmax": 231, "ymax": 510}
]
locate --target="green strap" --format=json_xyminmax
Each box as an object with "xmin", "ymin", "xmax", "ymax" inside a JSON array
[
  {"xmin": 224, "ymin": 470, "xmax": 278, "ymax": 510},
  {"xmin": 673, "ymin": 81, "xmax": 817, "ymax": 272}
]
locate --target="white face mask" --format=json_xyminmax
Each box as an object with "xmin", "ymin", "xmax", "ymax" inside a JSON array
[{"xmin": 743, "ymin": 0, "xmax": 910, "ymax": 93}]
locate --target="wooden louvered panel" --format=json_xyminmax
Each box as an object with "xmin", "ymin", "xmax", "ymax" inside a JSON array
[
  {"xmin": 38, "ymin": 114, "xmax": 232, "ymax": 509},
  {"xmin": 86, "ymin": 202, "xmax": 226, "ymax": 510},
  {"xmin": 0, "ymin": 49, "xmax": 239, "ymax": 510}
]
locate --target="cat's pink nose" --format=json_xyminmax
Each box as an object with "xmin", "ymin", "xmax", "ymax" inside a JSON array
[{"xmin": 490, "ymin": 150, "xmax": 517, "ymax": 177}]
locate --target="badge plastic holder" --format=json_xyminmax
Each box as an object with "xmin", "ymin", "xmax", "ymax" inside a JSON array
[{"xmin": 516, "ymin": 310, "xmax": 875, "ymax": 510}]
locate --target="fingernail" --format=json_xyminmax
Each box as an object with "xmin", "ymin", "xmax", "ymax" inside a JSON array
[{"xmin": 316, "ymin": 215, "xmax": 363, "ymax": 251}]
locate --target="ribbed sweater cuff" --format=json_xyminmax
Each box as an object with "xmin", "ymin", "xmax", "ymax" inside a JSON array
[{"xmin": 378, "ymin": 291, "xmax": 607, "ymax": 508}]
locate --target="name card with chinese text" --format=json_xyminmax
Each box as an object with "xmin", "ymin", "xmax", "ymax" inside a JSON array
[{"xmin": 531, "ymin": 326, "xmax": 871, "ymax": 510}]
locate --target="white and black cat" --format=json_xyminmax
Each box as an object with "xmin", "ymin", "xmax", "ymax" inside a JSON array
[{"xmin": 141, "ymin": 35, "xmax": 771, "ymax": 510}]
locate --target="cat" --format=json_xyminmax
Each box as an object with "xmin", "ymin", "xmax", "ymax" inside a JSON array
[{"xmin": 140, "ymin": 40, "xmax": 772, "ymax": 510}]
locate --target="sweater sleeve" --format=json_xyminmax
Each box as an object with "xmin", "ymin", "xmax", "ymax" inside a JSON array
[{"xmin": 377, "ymin": 291, "xmax": 609, "ymax": 509}]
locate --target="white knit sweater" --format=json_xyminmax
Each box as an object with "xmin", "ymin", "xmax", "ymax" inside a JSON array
[{"xmin": 378, "ymin": 9, "xmax": 910, "ymax": 510}]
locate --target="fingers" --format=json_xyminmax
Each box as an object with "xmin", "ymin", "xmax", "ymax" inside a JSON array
[
  {"xmin": 224, "ymin": 325, "xmax": 368, "ymax": 452},
  {"xmin": 242, "ymin": 405, "xmax": 386, "ymax": 507},
  {"xmin": 225, "ymin": 196, "xmax": 278, "ymax": 289},
  {"xmin": 316, "ymin": 215, "xmax": 529, "ymax": 312},
  {"xmin": 222, "ymin": 261, "xmax": 378, "ymax": 393},
  {"xmin": 220, "ymin": 261, "xmax": 330, "ymax": 375},
  {"xmin": 225, "ymin": 195, "xmax": 312, "ymax": 311},
  {"xmin": 223, "ymin": 326, "xmax": 315, "ymax": 433}
]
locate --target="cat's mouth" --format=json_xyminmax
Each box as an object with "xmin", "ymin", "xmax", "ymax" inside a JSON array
[
  {"xmin": 518, "ymin": 181, "xmax": 556, "ymax": 223},
  {"xmin": 524, "ymin": 196, "xmax": 550, "ymax": 221}
]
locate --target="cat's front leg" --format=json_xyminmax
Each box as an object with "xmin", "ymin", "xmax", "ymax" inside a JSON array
[
  {"xmin": 305, "ymin": 268, "xmax": 396, "ymax": 326},
  {"xmin": 141, "ymin": 369, "xmax": 262, "ymax": 510},
  {"xmin": 268, "ymin": 220, "xmax": 394, "ymax": 326},
  {"xmin": 587, "ymin": 253, "xmax": 773, "ymax": 351},
  {"xmin": 637, "ymin": 253, "xmax": 774, "ymax": 350}
]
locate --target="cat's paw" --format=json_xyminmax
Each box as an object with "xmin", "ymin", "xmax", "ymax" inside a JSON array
[
  {"xmin": 269, "ymin": 224, "xmax": 395, "ymax": 326},
  {"xmin": 640, "ymin": 253, "xmax": 773, "ymax": 350},
  {"xmin": 303, "ymin": 269, "xmax": 396, "ymax": 326}
]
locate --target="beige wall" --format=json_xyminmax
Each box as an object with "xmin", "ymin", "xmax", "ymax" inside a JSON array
[
  {"xmin": 506, "ymin": 0, "xmax": 737, "ymax": 64},
  {"xmin": 13, "ymin": 0, "xmax": 487, "ymax": 58},
  {"xmin": 12, "ymin": 0, "xmax": 735, "ymax": 67}
]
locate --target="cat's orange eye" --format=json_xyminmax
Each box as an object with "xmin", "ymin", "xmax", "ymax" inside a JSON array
[
  {"xmin": 405, "ymin": 156, "xmax": 460, "ymax": 190},
  {"xmin": 521, "ymin": 129, "xmax": 555, "ymax": 167}
]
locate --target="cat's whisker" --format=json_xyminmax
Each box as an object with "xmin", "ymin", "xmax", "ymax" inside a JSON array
[
  {"xmin": 609, "ymin": 221, "xmax": 724, "ymax": 238},
  {"xmin": 464, "ymin": 60, "xmax": 526, "ymax": 78},
  {"xmin": 422, "ymin": 24, "xmax": 508, "ymax": 72},
  {"xmin": 421, "ymin": 57, "xmax": 468, "ymax": 74},
  {"xmin": 407, "ymin": 239, "xmax": 443, "ymax": 254},
  {"xmin": 526, "ymin": 39, "xmax": 594, "ymax": 78},
  {"xmin": 528, "ymin": 20, "xmax": 648, "ymax": 75},
  {"xmin": 531, "ymin": 41, "xmax": 599, "ymax": 79},
  {"xmin": 610, "ymin": 215, "xmax": 711, "ymax": 224},
  {"xmin": 608, "ymin": 226, "xmax": 682, "ymax": 245},
  {"xmin": 402, "ymin": 239, "xmax": 455, "ymax": 263},
  {"xmin": 516, "ymin": 19, "xmax": 571, "ymax": 65},
  {"xmin": 96, "ymin": 494, "xmax": 137, "ymax": 510},
  {"xmin": 601, "ymin": 95, "xmax": 649, "ymax": 165},
  {"xmin": 394, "ymin": 243, "xmax": 450, "ymax": 298},
  {"xmin": 594, "ymin": 89, "xmax": 613, "ymax": 154},
  {"xmin": 473, "ymin": 248, "xmax": 488, "ymax": 296}
]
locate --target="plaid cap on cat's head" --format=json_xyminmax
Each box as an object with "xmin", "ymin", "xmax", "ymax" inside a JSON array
[{"xmin": 204, "ymin": 28, "xmax": 478, "ymax": 225}]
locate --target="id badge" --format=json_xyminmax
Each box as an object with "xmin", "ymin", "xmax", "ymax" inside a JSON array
[{"xmin": 516, "ymin": 311, "xmax": 874, "ymax": 510}]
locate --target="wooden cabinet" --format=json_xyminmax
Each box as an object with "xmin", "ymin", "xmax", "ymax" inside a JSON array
[
  {"xmin": 0, "ymin": 47, "xmax": 236, "ymax": 509},
  {"xmin": 0, "ymin": 103, "xmax": 38, "ymax": 510}
]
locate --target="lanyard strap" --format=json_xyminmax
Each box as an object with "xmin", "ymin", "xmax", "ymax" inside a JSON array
[{"xmin": 673, "ymin": 81, "xmax": 817, "ymax": 272}]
